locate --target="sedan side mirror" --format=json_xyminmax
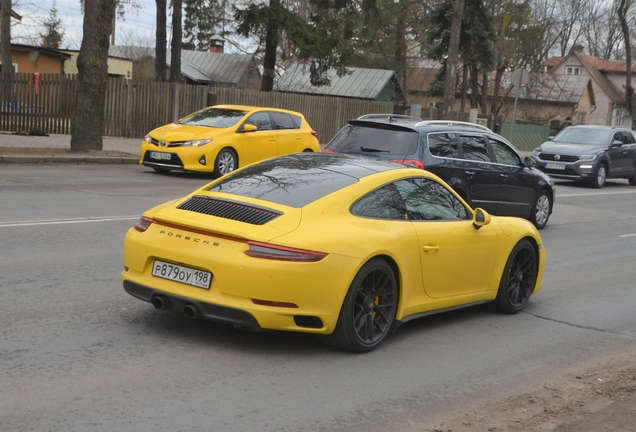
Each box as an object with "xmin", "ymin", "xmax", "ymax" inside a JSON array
[
  {"xmin": 472, "ymin": 208, "xmax": 491, "ymax": 230},
  {"xmin": 611, "ymin": 140, "xmax": 623, "ymax": 148},
  {"xmin": 242, "ymin": 124, "xmax": 258, "ymax": 133}
]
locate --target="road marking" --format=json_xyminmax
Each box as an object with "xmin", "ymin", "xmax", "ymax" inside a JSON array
[
  {"xmin": 618, "ymin": 233, "xmax": 636, "ymax": 238},
  {"xmin": 0, "ymin": 216, "xmax": 139, "ymax": 228},
  {"xmin": 558, "ymin": 190, "xmax": 636, "ymax": 198}
]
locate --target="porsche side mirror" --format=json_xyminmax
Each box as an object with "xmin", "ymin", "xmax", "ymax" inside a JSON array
[{"xmin": 473, "ymin": 208, "xmax": 491, "ymax": 230}]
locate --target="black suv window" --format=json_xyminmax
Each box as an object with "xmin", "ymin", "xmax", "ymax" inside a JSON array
[
  {"xmin": 271, "ymin": 112, "xmax": 297, "ymax": 130},
  {"xmin": 459, "ymin": 135, "xmax": 491, "ymax": 162},
  {"xmin": 428, "ymin": 133, "xmax": 460, "ymax": 158},
  {"xmin": 395, "ymin": 178, "xmax": 470, "ymax": 221},
  {"xmin": 351, "ymin": 183, "xmax": 407, "ymax": 220},
  {"xmin": 327, "ymin": 123, "xmax": 419, "ymax": 155},
  {"xmin": 488, "ymin": 137, "xmax": 520, "ymax": 166}
]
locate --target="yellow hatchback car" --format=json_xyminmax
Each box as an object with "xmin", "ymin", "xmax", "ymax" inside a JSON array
[{"xmin": 140, "ymin": 105, "xmax": 320, "ymax": 176}]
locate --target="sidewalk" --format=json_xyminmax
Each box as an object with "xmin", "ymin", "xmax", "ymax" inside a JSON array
[{"xmin": 0, "ymin": 132, "xmax": 141, "ymax": 164}]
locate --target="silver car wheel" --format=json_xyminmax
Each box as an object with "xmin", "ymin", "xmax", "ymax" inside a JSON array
[
  {"xmin": 217, "ymin": 150, "xmax": 236, "ymax": 175},
  {"xmin": 535, "ymin": 194, "xmax": 550, "ymax": 226}
]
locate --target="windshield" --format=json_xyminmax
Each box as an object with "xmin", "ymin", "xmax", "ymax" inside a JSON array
[
  {"xmin": 553, "ymin": 128, "xmax": 611, "ymax": 145},
  {"xmin": 179, "ymin": 108, "xmax": 248, "ymax": 128}
]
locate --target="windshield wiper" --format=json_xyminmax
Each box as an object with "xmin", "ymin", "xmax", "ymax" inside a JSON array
[{"xmin": 360, "ymin": 146, "xmax": 390, "ymax": 153}]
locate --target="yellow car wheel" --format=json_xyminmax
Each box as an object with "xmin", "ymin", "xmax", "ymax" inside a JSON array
[
  {"xmin": 214, "ymin": 148, "xmax": 237, "ymax": 177},
  {"xmin": 320, "ymin": 258, "xmax": 398, "ymax": 353}
]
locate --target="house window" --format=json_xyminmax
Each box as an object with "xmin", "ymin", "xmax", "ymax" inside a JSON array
[
  {"xmin": 576, "ymin": 112, "xmax": 586, "ymax": 124},
  {"xmin": 566, "ymin": 67, "xmax": 580, "ymax": 75},
  {"xmin": 611, "ymin": 108, "xmax": 624, "ymax": 126}
]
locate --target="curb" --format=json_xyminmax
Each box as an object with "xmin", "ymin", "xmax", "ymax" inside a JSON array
[{"xmin": 0, "ymin": 155, "xmax": 140, "ymax": 164}]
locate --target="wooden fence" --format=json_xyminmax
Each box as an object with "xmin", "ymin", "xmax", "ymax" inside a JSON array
[{"xmin": 0, "ymin": 74, "xmax": 394, "ymax": 143}]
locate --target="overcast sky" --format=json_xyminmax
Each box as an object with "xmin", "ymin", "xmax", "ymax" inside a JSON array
[{"xmin": 12, "ymin": 0, "xmax": 160, "ymax": 49}]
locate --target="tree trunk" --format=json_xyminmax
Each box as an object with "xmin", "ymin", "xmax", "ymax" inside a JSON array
[
  {"xmin": 618, "ymin": 0, "xmax": 636, "ymax": 128},
  {"xmin": 70, "ymin": 0, "xmax": 116, "ymax": 152},
  {"xmin": 470, "ymin": 64, "xmax": 478, "ymax": 109},
  {"xmin": 1, "ymin": 0, "xmax": 13, "ymax": 101},
  {"xmin": 395, "ymin": 0, "xmax": 408, "ymax": 102},
  {"xmin": 261, "ymin": 0, "xmax": 280, "ymax": 92},
  {"xmin": 155, "ymin": 0, "xmax": 167, "ymax": 82},
  {"xmin": 460, "ymin": 63, "xmax": 468, "ymax": 112},
  {"xmin": 170, "ymin": 0, "xmax": 182, "ymax": 83},
  {"xmin": 481, "ymin": 72, "xmax": 488, "ymax": 114},
  {"xmin": 441, "ymin": 0, "xmax": 465, "ymax": 119}
]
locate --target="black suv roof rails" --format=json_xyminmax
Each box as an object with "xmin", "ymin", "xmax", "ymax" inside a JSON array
[
  {"xmin": 357, "ymin": 114, "xmax": 422, "ymax": 123},
  {"xmin": 414, "ymin": 120, "xmax": 491, "ymax": 132}
]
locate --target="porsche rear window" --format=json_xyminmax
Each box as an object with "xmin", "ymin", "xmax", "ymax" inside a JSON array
[
  {"xmin": 209, "ymin": 155, "xmax": 361, "ymax": 207},
  {"xmin": 209, "ymin": 154, "xmax": 402, "ymax": 207},
  {"xmin": 327, "ymin": 123, "xmax": 419, "ymax": 155}
]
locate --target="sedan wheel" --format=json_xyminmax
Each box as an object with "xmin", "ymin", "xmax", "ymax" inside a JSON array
[
  {"xmin": 530, "ymin": 191, "xmax": 551, "ymax": 230},
  {"xmin": 319, "ymin": 258, "xmax": 398, "ymax": 353},
  {"xmin": 214, "ymin": 149, "xmax": 237, "ymax": 177},
  {"xmin": 591, "ymin": 164, "xmax": 607, "ymax": 188},
  {"xmin": 492, "ymin": 240, "xmax": 538, "ymax": 314}
]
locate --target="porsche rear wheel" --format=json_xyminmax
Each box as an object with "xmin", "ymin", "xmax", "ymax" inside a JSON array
[
  {"xmin": 213, "ymin": 148, "xmax": 237, "ymax": 177},
  {"xmin": 320, "ymin": 258, "xmax": 398, "ymax": 353},
  {"xmin": 492, "ymin": 240, "xmax": 538, "ymax": 314}
]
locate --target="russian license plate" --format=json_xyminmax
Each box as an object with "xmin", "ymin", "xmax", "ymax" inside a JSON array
[
  {"xmin": 150, "ymin": 152, "xmax": 172, "ymax": 160},
  {"xmin": 546, "ymin": 162, "xmax": 565, "ymax": 170},
  {"xmin": 152, "ymin": 259, "xmax": 212, "ymax": 289}
]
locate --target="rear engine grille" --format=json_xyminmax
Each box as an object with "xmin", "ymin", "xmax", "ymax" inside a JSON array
[
  {"xmin": 177, "ymin": 196, "xmax": 283, "ymax": 225},
  {"xmin": 539, "ymin": 153, "xmax": 579, "ymax": 162}
]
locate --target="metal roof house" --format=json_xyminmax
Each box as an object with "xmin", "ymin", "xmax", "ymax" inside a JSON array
[
  {"xmin": 275, "ymin": 64, "xmax": 406, "ymax": 103},
  {"xmin": 110, "ymin": 38, "xmax": 260, "ymax": 89}
]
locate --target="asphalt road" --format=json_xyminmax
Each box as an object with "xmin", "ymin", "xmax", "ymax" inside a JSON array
[{"xmin": 1, "ymin": 165, "xmax": 636, "ymax": 432}]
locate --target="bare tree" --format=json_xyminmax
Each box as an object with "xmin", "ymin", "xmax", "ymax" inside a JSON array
[
  {"xmin": 1, "ymin": 0, "xmax": 13, "ymax": 88},
  {"xmin": 441, "ymin": 0, "xmax": 465, "ymax": 119},
  {"xmin": 155, "ymin": 0, "xmax": 167, "ymax": 81},
  {"xmin": 169, "ymin": 0, "xmax": 182, "ymax": 82},
  {"xmin": 617, "ymin": 0, "xmax": 636, "ymax": 128},
  {"xmin": 70, "ymin": 0, "xmax": 117, "ymax": 152}
]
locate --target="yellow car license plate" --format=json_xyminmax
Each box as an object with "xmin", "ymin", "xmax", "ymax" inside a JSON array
[
  {"xmin": 152, "ymin": 259, "xmax": 212, "ymax": 289},
  {"xmin": 150, "ymin": 152, "xmax": 172, "ymax": 160}
]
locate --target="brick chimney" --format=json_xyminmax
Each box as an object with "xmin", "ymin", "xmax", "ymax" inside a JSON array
[{"xmin": 209, "ymin": 34, "xmax": 225, "ymax": 53}]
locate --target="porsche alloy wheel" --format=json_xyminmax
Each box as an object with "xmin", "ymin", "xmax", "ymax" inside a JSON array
[
  {"xmin": 320, "ymin": 258, "xmax": 398, "ymax": 353},
  {"xmin": 214, "ymin": 148, "xmax": 237, "ymax": 177},
  {"xmin": 492, "ymin": 240, "xmax": 538, "ymax": 314}
]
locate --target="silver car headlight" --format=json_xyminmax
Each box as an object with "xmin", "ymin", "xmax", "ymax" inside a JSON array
[
  {"xmin": 578, "ymin": 154, "xmax": 597, "ymax": 161},
  {"xmin": 531, "ymin": 148, "xmax": 541, "ymax": 157},
  {"xmin": 182, "ymin": 138, "xmax": 213, "ymax": 147}
]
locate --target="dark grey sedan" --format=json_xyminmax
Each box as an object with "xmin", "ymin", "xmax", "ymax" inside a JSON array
[{"xmin": 532, "ymin": 125, "xmax": 636, "ymax": 188}]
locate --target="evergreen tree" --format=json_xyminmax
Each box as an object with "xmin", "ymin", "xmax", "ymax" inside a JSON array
[
  {"xmin": 234, "ymin": 0, "xmax": 357, "ymax": 90},
  {"xmin": 40, "ymin": 2, "xmax": 65, "ymax": 49},
  {"xmin": 183, "ymin": 0, "xmax": 226, "ymax": 51}
]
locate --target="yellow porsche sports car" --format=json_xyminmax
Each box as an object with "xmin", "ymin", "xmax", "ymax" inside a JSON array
[
  {"xmin": 140, "ymin": 104, "xmax": 320, "ymax": 176},
  {"xmin": 122, "ymin": 153, "xmax": 546, "ymax": 352}
]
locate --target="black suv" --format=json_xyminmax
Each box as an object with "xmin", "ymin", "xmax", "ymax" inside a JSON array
[
  {"xmin": 323, "ymin": 115, "xmax": 555, "ymax": 229},
  {"xmin": 531, "ymin": 125, "xmax": 636, "ymax": 188}
]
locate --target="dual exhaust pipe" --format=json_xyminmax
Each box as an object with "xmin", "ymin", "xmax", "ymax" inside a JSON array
[{"xmin": 152, "ymin": 295, "xmax": 201, "ymax": 319}]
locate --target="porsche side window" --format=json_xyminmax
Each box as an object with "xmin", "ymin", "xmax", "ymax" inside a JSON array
[
  {"xmin": 351, "ymin": 184, "xmax": 408, "ymax": 220},
  {"xmin": 395, "ymin": 178, "xmax": 470, "ymax": 221},
  {"xmin": 245, "ymin": 112, "xmax": 272, "ymax": 131},
  {"xmin": 428, "ymin": 133, "xmax": 460, "ymax": 158},
  {"xmin": 488, "ymin": 138, "xmax": 520, "ymax": 166},
  {"xmin": 459, "ymin": 135, "xmax": 490, "ymax": 162}
]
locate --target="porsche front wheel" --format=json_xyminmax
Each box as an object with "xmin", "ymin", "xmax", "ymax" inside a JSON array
[
  {"xmin": 320, "ymin": 258, "xmax": 398, "ymax": 353},
  {"xmin": 492, "ymin": 240, "xmax": 538, "ymax": 314}
]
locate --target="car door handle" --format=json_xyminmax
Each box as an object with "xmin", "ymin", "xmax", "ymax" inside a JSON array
[
  {"xmin": 422, "ymin": 245, "xmax": 440, "ymax": 253},
  {"xmin": 466, "ymin": 171, "xmax": 475, "ymax": 176},
  {"xmin": 499, "ymin": 173, "xmax": 508, "ymax": 179}
]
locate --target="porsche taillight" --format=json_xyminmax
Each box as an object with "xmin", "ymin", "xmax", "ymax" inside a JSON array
[
  {"xmin": 244, "ymin": 241, "xmax": 327, "ymax": 262},
  {"xmin": 134, "ymin": 216, "xmax": 153, "ymax": 232}
]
